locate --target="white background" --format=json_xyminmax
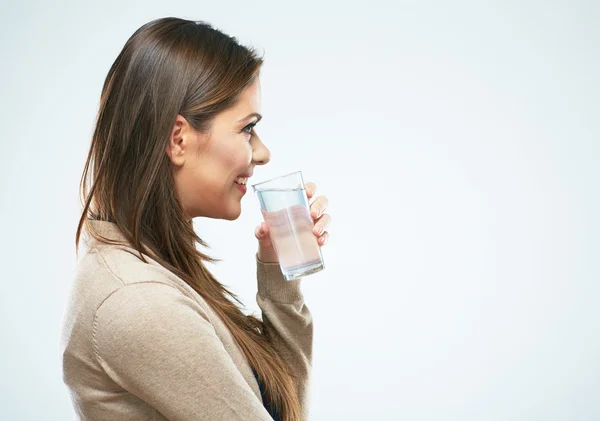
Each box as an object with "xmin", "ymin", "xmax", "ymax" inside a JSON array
[{"xmin": 0, "ymin": 0, "xmax": 598, "ymax": 420}]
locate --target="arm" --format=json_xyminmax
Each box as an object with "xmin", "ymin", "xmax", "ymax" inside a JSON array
[
  {"xmin": 255, "ymin": 254, "xmax": 314, "ymax": 421},
  {"xmin": 93, "ymin": 281, "xmax": 274, "ymax": 421}
]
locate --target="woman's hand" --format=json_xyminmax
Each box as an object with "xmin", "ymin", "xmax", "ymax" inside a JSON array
[{"xmin": 255, "ymin": 181, "xmax": 331, "ymax": 263}]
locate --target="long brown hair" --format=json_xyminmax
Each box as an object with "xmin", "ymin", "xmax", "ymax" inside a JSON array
[{"xmin": 75, "ymin": 17, "xmax": 301, "ymax": 421}]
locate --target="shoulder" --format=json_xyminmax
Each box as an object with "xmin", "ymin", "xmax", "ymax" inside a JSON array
[
  {"xmin": 91, "ymin": 281, "xmax": 217, "ymax": 365},
  {"xmin": 94, "ymin": 280, "xmax": 211, "ymax": 329},
  {"xmin": 85, "ymin": 244, "xmax": 176, "ymax": 287},
  {"xmin": 74, "ymin": 243, "xmax": 203, "ymax": 302},
  {"xmin": 69, "ymin": 244, "xmax": 216, "ymax": 334}
]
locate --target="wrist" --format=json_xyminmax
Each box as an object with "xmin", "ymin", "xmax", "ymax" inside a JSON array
[{"xmin": 257, "ymin": 249, "xmax": 279, "ymax": 264}]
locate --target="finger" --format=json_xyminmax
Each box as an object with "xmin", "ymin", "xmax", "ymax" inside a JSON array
[
  {"xmin": 254, "ymin": 224, "xmax": 263, "ymax": 239},
  {"xmin": 317, "ymin": 231, "xmax": 329, "ymax": 246},
  {"xmin": 310, "ymin": 195, "xmax": 329, "ymax": 219},
  {"xmin": 255, "ymin": 222, "xmax": 270, "ymax": 239},
  {"xmin": 312, "ymin": 213, "xmax": 332, "ymax": 236},
  {"xmin": 305, "ymin": 182, "xmax": 317, "ymax": 199}
]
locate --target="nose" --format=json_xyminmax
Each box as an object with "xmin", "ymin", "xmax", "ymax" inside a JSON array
[{"xmin": 251, "ymin": 134, "xmax": 270, "ymax": 166}]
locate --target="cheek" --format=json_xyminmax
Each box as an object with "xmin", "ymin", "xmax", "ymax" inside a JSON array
[
  {"xmin": 226, "ymin": 143, "xmax": 252, "ymax": 171},
  {"xmin": 191, "ymin": 141, "xmax": 251, "ymax": 193}
]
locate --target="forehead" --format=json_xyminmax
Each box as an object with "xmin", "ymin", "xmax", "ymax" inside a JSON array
[
  {"xmin": 212, "ymin": 78, "xmax": 262, "ymax": 126},
  {"xmin": 232, "ymin": 78, "xmax": 262, "ymax": 115}
]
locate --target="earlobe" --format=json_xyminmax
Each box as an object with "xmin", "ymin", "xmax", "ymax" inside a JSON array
[{"xmin": 166, "ymin": 144, "xmax": 185, "ymax": 166}]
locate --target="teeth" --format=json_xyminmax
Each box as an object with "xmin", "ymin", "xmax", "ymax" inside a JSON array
[{"xmin": 235, "ymin": 177, "xmax": 248, "ymax": 185}]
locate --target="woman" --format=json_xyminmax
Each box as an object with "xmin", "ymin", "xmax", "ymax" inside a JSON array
[{"xmin": 60, "ymin": 17, "xmax": 331, "ymax": 421}]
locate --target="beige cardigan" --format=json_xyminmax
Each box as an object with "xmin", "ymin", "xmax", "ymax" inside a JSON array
[{"xmin": 60, "ymin": 220, "xmax": 313, "ymax": 420}]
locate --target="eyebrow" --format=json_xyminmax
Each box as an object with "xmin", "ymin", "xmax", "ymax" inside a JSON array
[{"xmin": 237, "ymin": 112, "xmax": 263, "ymax": 123}]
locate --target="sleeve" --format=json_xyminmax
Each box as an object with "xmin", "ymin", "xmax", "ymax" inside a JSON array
[
  {"xmin": 92, "ymin": 281, "xmax": 274, "ymax": 421},
  {"xmin": 255, "ymin": 254, "xmax": 314, "ymax": 421}
]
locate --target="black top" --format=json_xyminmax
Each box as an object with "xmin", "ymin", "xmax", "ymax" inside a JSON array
[{"xmin": 251, "ymin": 367, "xmax": 281, "ymax": 421}]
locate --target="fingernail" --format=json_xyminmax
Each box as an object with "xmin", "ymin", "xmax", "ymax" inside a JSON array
[
  {"xmin": 314, "ymin": 226, "xmax": 323, "ymax": 235},
  {"xmin": 311, "ymin": 209, "xmax": 319, "ymax": 218}
]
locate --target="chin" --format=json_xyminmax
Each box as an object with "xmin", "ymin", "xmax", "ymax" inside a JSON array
[
  {"xmin": 196, "ymin": 207, "xmax": 241, "ymax": 221},
  {"xmin": 222, "ymin": 213, "xmax": 240, "ymax": 221},
  {"xmin": 222, "ymin": 204, "xmax": 242, "ymax": 221}
]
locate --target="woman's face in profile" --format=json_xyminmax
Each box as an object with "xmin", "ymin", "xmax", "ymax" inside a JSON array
[{"xmin": 167, "ymin": 77, "xmax": 271, "ymax": 221}]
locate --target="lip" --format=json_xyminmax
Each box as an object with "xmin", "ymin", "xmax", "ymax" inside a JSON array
[
  {"xmin": 234, "ymin": 182, "xmax": 247, "ymax": 194},
  {"xmin": 236, "ymin": 173, "xmax": 253, "ymax": 178}
]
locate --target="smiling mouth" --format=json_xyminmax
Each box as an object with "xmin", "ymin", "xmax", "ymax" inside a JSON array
[{"xmin": 234, "ymin": 182, "xmax": 247, "ymax": 194}]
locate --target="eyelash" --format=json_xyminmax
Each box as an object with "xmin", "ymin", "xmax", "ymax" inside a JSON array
[{"xmin": 242, "ymin": 122, "xmax": 257, "ymax": 137}]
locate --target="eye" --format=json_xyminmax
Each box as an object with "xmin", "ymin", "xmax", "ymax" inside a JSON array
[{"xmin": 242, "ymin": 122, "xmax": 257, "ymax": 136}]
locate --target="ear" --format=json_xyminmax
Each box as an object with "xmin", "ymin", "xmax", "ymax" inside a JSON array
[{"xmin": 165, "ymin": 114, "xmax": 188, "ymax": 166}]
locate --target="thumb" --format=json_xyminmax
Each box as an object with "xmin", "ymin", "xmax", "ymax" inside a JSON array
[{"xmin": 254, "ymin": 222, "xmax": 270, "ymax": 240}]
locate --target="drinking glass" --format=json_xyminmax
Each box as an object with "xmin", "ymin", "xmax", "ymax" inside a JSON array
[{"xmin": 251, "ymin": 171, "xmax": 325, "ymax": 280}]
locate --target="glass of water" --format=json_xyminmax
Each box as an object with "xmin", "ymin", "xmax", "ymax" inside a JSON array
[{"xmin": 251, "ymin": 170, "xmax": 325, "ymax": 280}]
